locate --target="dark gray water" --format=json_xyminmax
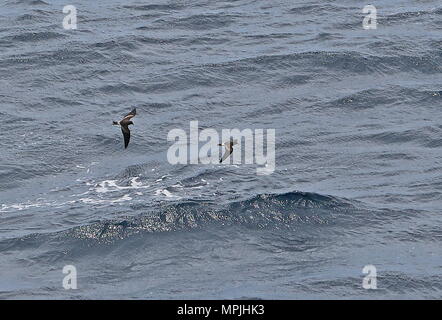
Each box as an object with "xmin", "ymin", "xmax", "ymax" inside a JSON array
[{"xmin": 0, "ymin": 0, "xmax": 441, "ymax": 299}]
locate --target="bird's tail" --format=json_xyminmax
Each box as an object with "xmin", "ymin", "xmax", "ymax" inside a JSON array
[{"xmin": 112, "ymin": 121, "xmax": 119, "ymax": 125}]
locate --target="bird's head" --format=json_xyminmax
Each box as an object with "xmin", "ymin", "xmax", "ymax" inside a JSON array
[{"xmin": 128, "ymin": 121, "xmax": 134, "ymax": 126}]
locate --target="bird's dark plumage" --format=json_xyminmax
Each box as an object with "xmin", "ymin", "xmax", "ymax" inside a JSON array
[
  {"xmin": 113, "ymin": 108, "xmax": 136, "ymax": 149},
  {"xmin": 219, "ymin": 139, "xmax": 238, "ymax": 163},
  {"xmin": 123, "ymin": 108, "xmax": 136, "ymax": 121},
  {"xmin": 121, "ymin": 126, "xmax": 131, "ymax": 149}
]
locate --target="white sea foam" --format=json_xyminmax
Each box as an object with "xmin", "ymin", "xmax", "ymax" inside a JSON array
[
  {"xmin": 155, "ymin": 189, "xmax": 180, "ymax": 199},
  {"xmin": 79, "ymin": 194, "xmax": 132, "ymax": 204},
  {"xmin": 155, "ymin": 175, "xmax": 170, "ymax": 182},
  {"xmin": 0, "ymin": 199, "xmax": 58, "ymax": 213},
  {"xmin": 94, "ymin": 177, "xmax": 149, "ymax": 193}
]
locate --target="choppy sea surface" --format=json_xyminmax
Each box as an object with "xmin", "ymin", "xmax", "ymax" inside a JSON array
[{"xmin": 0, "ymin": 0, "xmax": 441, "ymax": 299}]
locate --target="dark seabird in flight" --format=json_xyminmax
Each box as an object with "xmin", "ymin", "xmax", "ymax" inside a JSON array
[
  {"xmin": 113, "ymin": 108, "xmax": 136, "ymax": 149},
  {"xmin": 218, "ymin": 138, "xmax": 238, "ymax": 163}
]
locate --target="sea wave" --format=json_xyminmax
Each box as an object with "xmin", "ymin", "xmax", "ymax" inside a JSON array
[{"xmin": 0, "ymin": 191, "xmax": 368, "ymax": 248}]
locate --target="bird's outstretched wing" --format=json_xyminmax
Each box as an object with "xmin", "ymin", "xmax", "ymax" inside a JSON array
[
  {"xmin": 121, "ymin": 125, "xmax": 131, "ymax": 149},
  {"xmin": 123, "ymin": 108, "xmax": 136, "ymax": 121},
  {"xmin": 220, "ymin": 146, "xmax": 233, "ymax": 163}
]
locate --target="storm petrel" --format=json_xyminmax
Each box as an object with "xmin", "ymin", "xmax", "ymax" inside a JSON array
[
  {"xmin": 218, "ymin": 138, "xmax": 238, "ymax": 163},
  {"xmin": 113, "ymin": 108, "xmax": 136, "ymax": 149}
]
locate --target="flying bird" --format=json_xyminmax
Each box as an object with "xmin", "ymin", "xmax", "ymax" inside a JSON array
[
  {"xmin": 218, "ymin": 138, "xmax": 238, "ymax": 163},
  {"xmin": 113, "ymin": 108, "xmax": 136, "ymax": 149}
]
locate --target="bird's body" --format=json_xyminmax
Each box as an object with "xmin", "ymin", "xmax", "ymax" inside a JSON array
[
  {"xmin": 113, "ymin": 108, "xmax": 136, "ymax": 149},
  {"xmin": 219, "ymin": 139, "xmax": 238, "ymax": 163}
]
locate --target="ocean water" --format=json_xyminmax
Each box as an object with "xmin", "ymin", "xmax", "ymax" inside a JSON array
[{"xmin": 0, "ymin": 0, "xmax": 441, "ymax": 299}]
